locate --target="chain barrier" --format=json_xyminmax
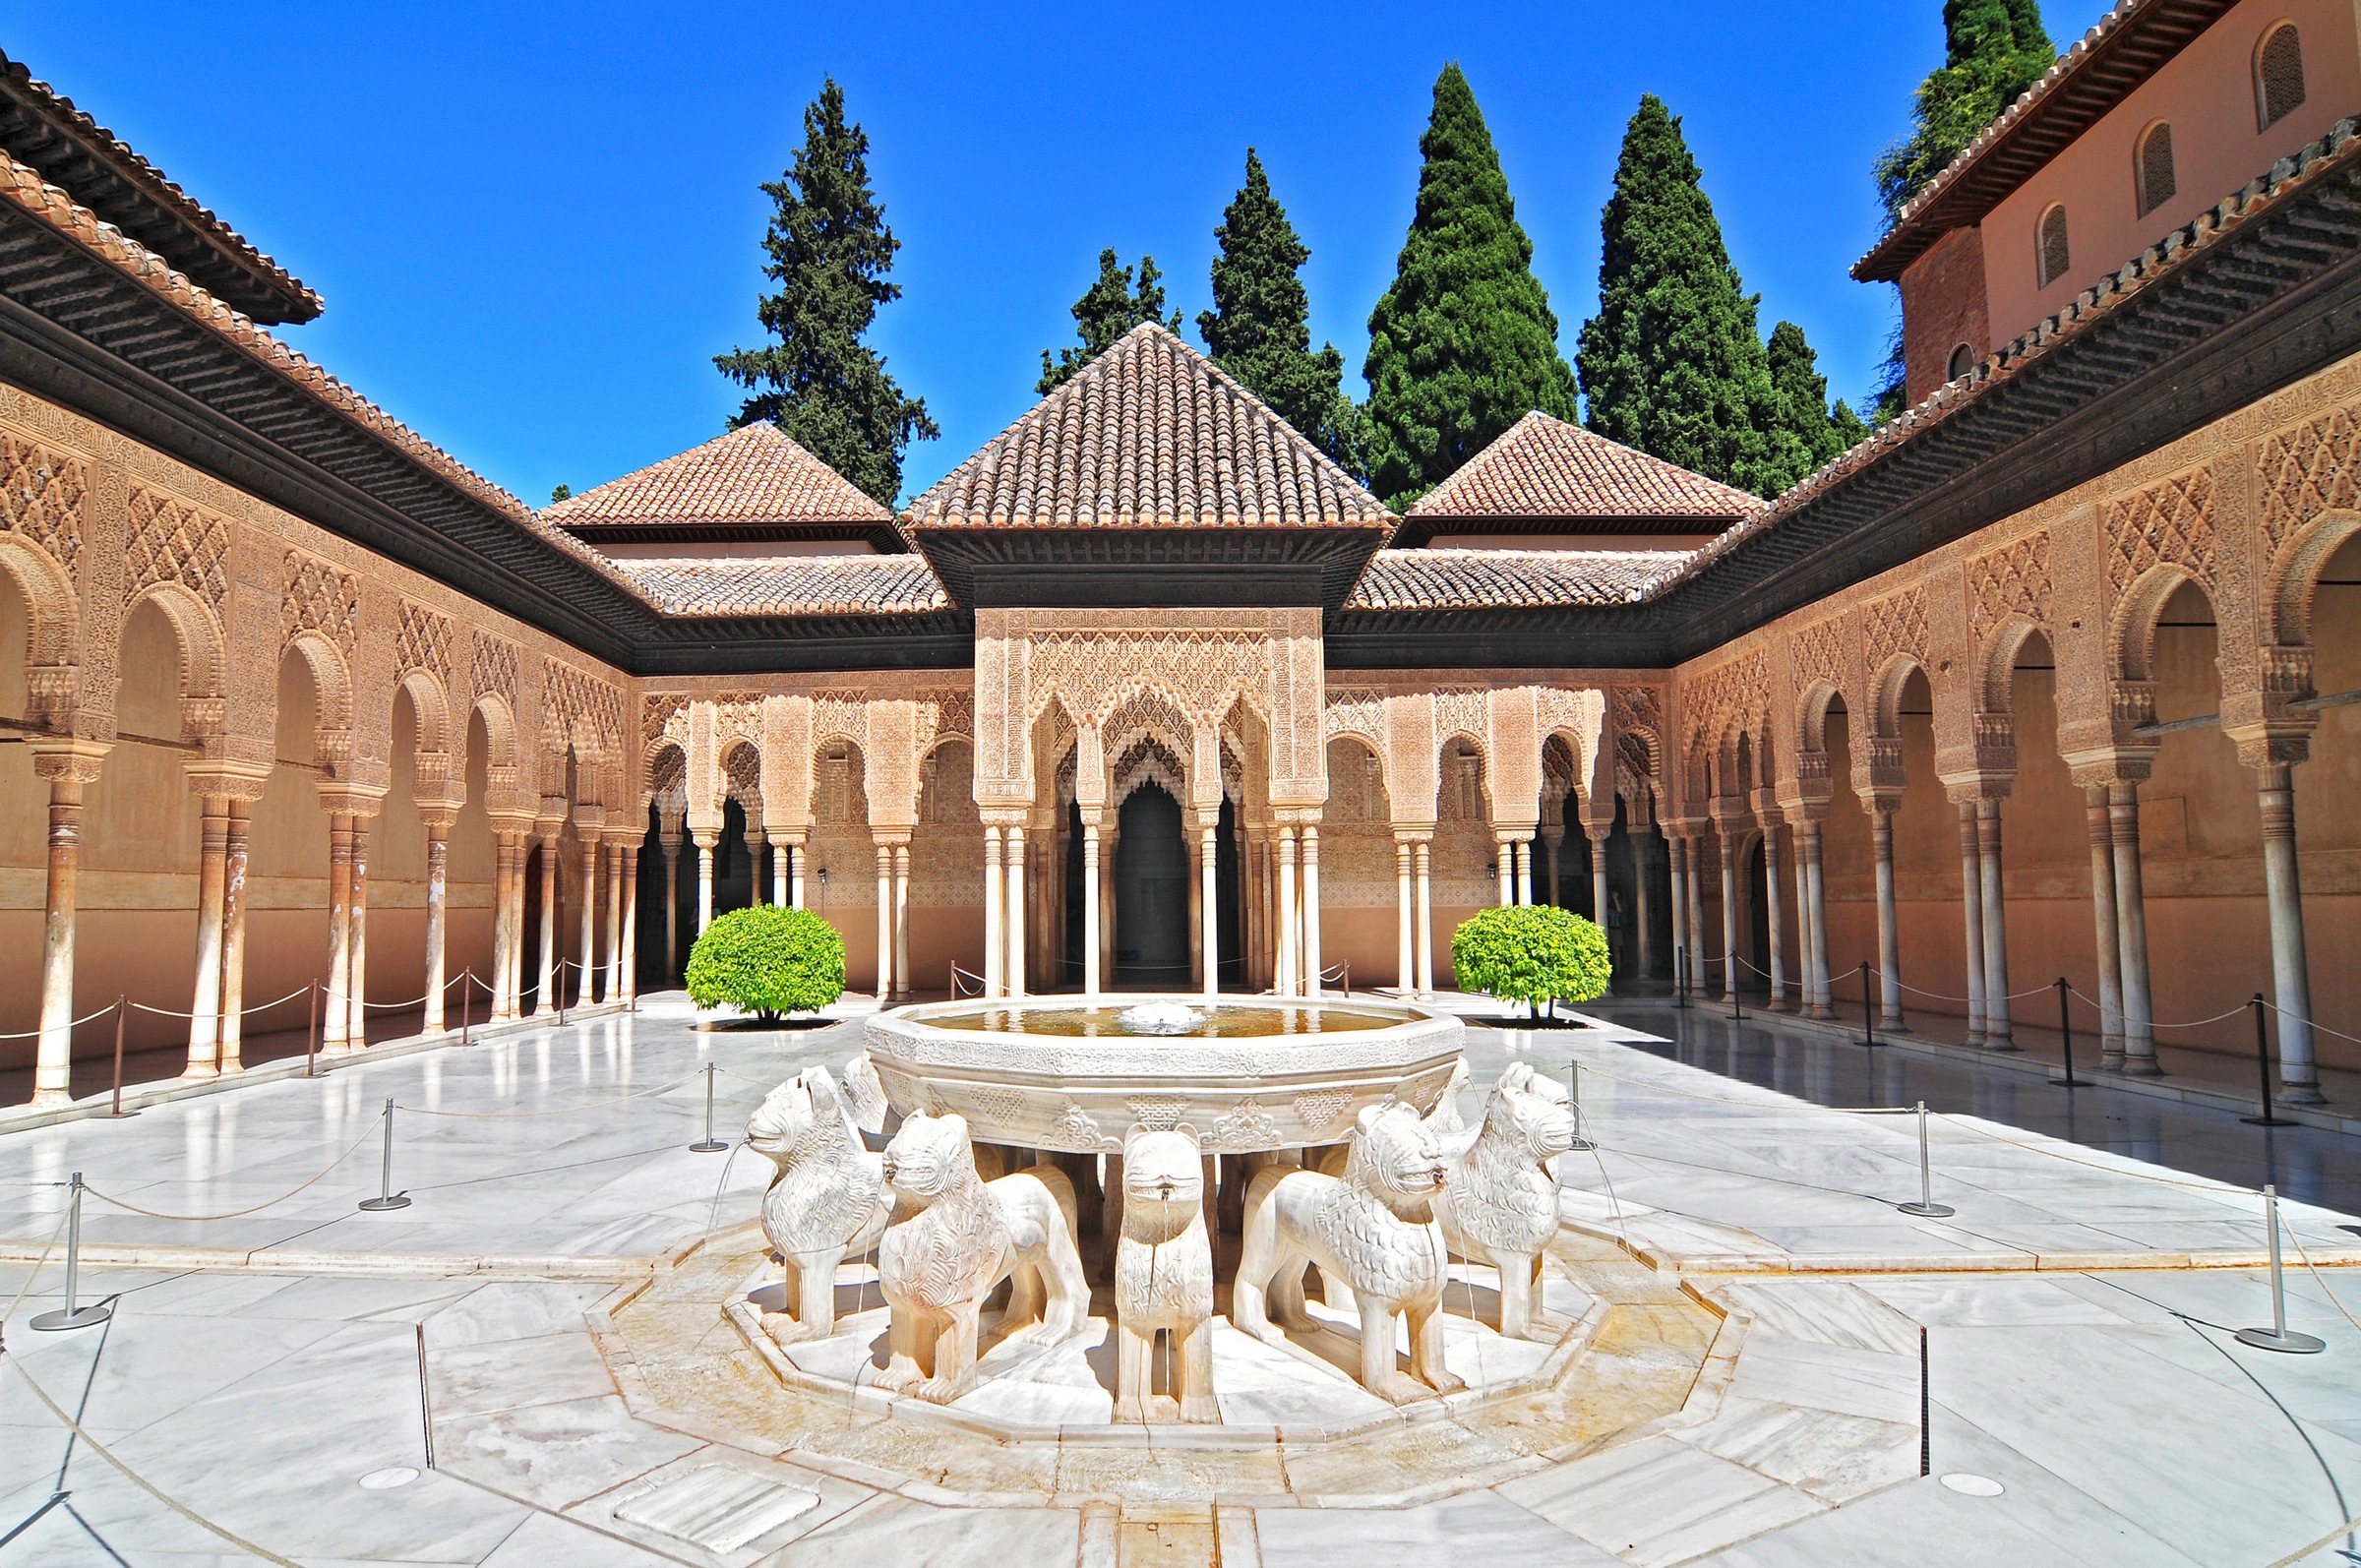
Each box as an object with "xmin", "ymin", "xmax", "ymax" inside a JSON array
[{"xmin": 80, "ymin": 1112, "xmax": 387, "ymax": 1221}]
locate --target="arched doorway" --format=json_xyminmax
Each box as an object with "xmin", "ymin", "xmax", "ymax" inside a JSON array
[{"xmin": 1115, "ymin": 784, "xmax": 1188, "ymax": 988}]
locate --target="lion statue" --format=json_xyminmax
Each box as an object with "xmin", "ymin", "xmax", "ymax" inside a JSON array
[
  {"xmin": 1434, "ymin": 1062, "xmax": 1577, "ymax": 1342},
  {"xmin": 874, "ymin": 1110, "xmax": 1091, "ymax": 1404},
  {"xmin": 746, "ymin": 1066, "xmax": 890, "ymax": 1345},
  {"xmin": 1233, "ymin": 1101, "xmax": 1464, "ymax": 1406},
  {"xmin": 1114, "ymin": 1123, "xmax": 1217, "ymax": 1423}
]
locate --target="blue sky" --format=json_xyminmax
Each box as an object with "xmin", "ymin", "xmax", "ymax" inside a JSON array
[{"xmin": 11, "ymin": 2, "xmax": 2107, "ymax": 507}]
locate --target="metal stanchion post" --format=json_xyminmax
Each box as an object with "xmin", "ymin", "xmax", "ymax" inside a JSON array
[
  {"xmin": 305, "ymin": 979, "xmax": 321, "ymax": 1077},
  {"xmin": 1896, "ymin": 1102, "xmax": 1954, "ymax": 1218},
  {"xmin": 2236, "ymin": 1184, "xmax": 2325, "ymax": 1354},
  {"xmin": 690, "ymin": 1061, "xmax": 727, "ymax": 1153},
  {"xmin": 459, "ymin": 971, "xmax": 471, "ymax": 1049},
  {"xmin": 1730, "ymin": 962, "xmax": 1741, "ymax": 1022},
  {"xmin": 1566, "ymin": 1060, "xmax": 1595, "ymax": 1152},
  {"xmin": 358, "ymin": 1098, "xmax": 412, "ymax": 1211},
  {"xmin": 30, "ymin": 1173, "xmax": 111, "ymax": 1330},
  {"xmin": 557, "ymin": 961, "xmax": 568, "ymax": 1026},
  {"xmin": 103, "ymin": 995, "xmax": 135, "ymax": 1117},
  {"xmin": 1860, "ymin": 962, "xmax": 1875, "ymax": 1049},
  {"xmin": 2243, "ymin": 995, "xmax": 2292, "ymax": 1127},
  {"xmin": 2054, "ymin": 978, "xmax": 2091, "ymax": 1088}
]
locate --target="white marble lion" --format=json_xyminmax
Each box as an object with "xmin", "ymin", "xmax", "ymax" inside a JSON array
[
  {"xmin": 1434, "ymin": 1062, "xmax": 1577, "ymax": 1342},
  {"xmin": 746, "ymin": 1065, "xmax": 890, "ymax": 1345},
  {"xmin": 1233, "ymin": 1101, "xmax": 1465, "ymax": 1406},
  {"xmin": 1114, "ymin": 1122, "xmax": 1217, "ymax": 1423},
  {"xmin": 874, "ymin": 1110, "xmax": 1091, "ymax": 1404}
]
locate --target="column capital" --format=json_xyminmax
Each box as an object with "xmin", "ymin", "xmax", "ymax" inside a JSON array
[
  {"xmin": 2063, "ymin": 749, "xmax": 2153, "ymax": 790},
  {"xmin": 870, "ymin": 826, "xmax": 914, "ymax": 848},
  {"xmin": 1391, "ymin": 822, "xmax": 1437, "ymax": 844},
  {"xmin": 417, "ymin": 806, "xmax": 460, "ymax": 834},
  {"xmin": 183, "ymin": 761, "xmax": 272, "ymax": 803},
  {"xmin": 316, "ymin": 781, "xmax": 389, "ymax": 818},
  {"xmin": 30, "ymin": 738, "xmax": 109, "ymax": 782},
  {"xmin": 1938, "ymin": 770, "xmax": 2013, "ymax": 806},
  {"xmin": 2223, "ymin": 720, "xmax": 2315, "ymax": 770}
]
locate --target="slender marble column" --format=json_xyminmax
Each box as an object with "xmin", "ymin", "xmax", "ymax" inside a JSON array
[
  {"xmin": 1277, "ymin": 828, "xmax": 1299, "ymax": 996},
  {"xmin": 770, "ymin": 835, "xmax": 789, "ymax": 906},
  {"xmin": 1955, "ymin": 803, "xmax": 1985, "ymax": 1044},
  {"xmin": 1395, "ymin": 838, "xmax": 1415, "ymax": 995},
  {"xmin": 1302, "ymin": 826, "xmax": 1322, "ymax": 996},
  {"xmin": 1186, "ymin": 830, "xmax": 1205, "ymax": 988},
  {"xmin": 219, "ymin": 801, "xmax": 251, "ymax": 1070},
  {"xmin": 421, "ymin": 814, "xmax": 450, "ymax": 1034},
  {"xmin": 2084, "ymin": 786, "xmax": 2123, "ymax": 1065},
  {"xmin": 875, "ymin": 840, "xmax": 894, "ymax": 1001},
  {"xmin": 1762, "ymin": 820, "xmax": 1788, "ymax": 1011},
  {"xmin": 1871, "ymin": 804, "xmax": 1904, "ymax": 1029},
  {"xmin": 983, "ymin": 826, "xmax": 1004, "ymax": 998},
  {"xmin": 619, "ymin": 845, "xmax": 639, "ymax": 1003},
  {"xmin": 1082, "ymin": 821, "xmax": 1102, "ymax": 999},
  {"xmin": 322, "ymin": 814, "xmax": 354, "ymax": 1052},
  {"xmin": 1790, "ymin": 826, "xmax": 1815, "ymax": 1015},
  {"xmin": 576, "ymin": 833, "xmax": 599, "ymax": 1008},
  {"xmin": 507, "ymin": 832, "xmax": 530, "ymax": 1015},
  {"xmin": 1543, "ymin": 830, "xmax": 1562, "ymax": 908},
  {"xmin": 535, "ymin": 830, "xmax": 561, "ymax": 1017},
  {"xmin": 657, "ymin": 832, "xmax": 679, "ymax": 980},
  {"xmin": 1666, "ymin": 834, "xmax": 1690, "ymax": 993},
  {"xmin": 1976, "ymin": 800, "xmax": 2014, "ymax": 1049},
  {"xmin": 1202, "ymin": 824, "xmax": 1220, "ymax": 999},
  {"xmin": 32, "ymin": 758, "xmax": 100, "ymax": 1106},
  {"xmin": 893, "ymin": 843, "xmax": 911, "ymax": 1001},
  {"xmin": 787, "ymin": 835, "xmax": 806, "ymax": 910},
  {"xmin": 2256, "ymin": 763, "xmax": 2321, "ymax": 1102},
  {"xmin": 693, "ymin": 832, "xmax": 715, "ymax": 937},
  {"xmin": 1513, "ymin": 838, "xmax": 1533, "ymax": 907},
  {"xmin": 186, "ymin": 797, "xmax": 229, "ymax": 1076},
  {"xmin": 1718, "ymin": 832, "xmax": 1740, "ymax": 1001},
  {"xmin": 1006, "ymin": 824, "xmax": 1028, "ymax": 999},
  {"xmin": 490, "ymin": 832, "xmax": 516, "ymax": 1020},
  {"xmin": 1633, "ymin": 828, "xmax": 1655, "ymax": 980},
  {"xmin": 1496, "ymin": 838, "xmax": 1515, "ymax": 907},
  {"xmin": 2110, "ymin": 783, "xmax": 2158, "ymax": 1073},
  {"xmin": 1803, "ymin": 819, "xmax": 1833, "ymax": 1019},
  {"xmin": 1414, "ymin": 837, "xmax": 1435, "ymax": 998},
  {"xmin": 347, "ymin": 819, "xmax": 370, "ymax": 1047},
  {"xmin": 1589, "ymin": 830, "xmax": 1611, "ymax": 952},
  {"xmin": 604, "ymin": 840, "xmax": 624, "ymax": 1003},
  {"xmin": 1684, "ymin": 835, "xmax": 1707, "ymax": 996}
]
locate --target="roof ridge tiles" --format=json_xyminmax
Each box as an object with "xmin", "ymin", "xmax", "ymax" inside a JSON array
[
  {"xmin": 540, "ymin": 423, "xmax": 894, "ymax": 530},
  {"xmin": 1409, "ymin": 410, "xmax": 1760, "ymax": 522}
]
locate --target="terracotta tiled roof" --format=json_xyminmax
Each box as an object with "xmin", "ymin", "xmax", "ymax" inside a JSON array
[
  {"xmin": 1347, "ymin": 548, "xmax": 1692, "ymax": 611},
  {"xmin": 1670, "ymin": 116, "xmax": 2361, "ymax": 599},
  {"xmin": 903, "ymin": 323, "xmax": 1392, "ymax": 531},
  {"xmin": 1854, "ymin": 0, "xmax": 2236, "ymax": 282},
  {"xmin": 0, "ymin": 49, "xmax": 321, "ymax": 323},
  {"xmin": 615, "ymin": 555, "xmax": 948, "ymax": 617},
  {"xmin": 1407, "ymin": 412, "xmax": 1758, "ymax": 523},
  {"xmin": 542, "ymin": 424, "xmax": 893, "ymax": 532}
]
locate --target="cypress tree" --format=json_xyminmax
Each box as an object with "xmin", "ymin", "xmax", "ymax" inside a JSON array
[
  {"xmin": 1197, "ymin": 150, "xmax": 1365, "ymax": 474},
  {"xmin": 713, "ymin": 78, "xmax": 938, "ymax": 508},
  {"xmin": 1874, "ymin": 0, "xmax": 2055, "ymax": 225},
  {"xmin": 1576, "ymin": 95, "xmax": 1784, "ymax": 497},
  {"xmin": 1362, "ymin": 64, "xmax": 1577, "ymax": 506},
  {"xmin": 1039, "ymin": 250, "xmax": 1183, "ymax": 392},
  {"xmin": 1763, "ymin": 321, "xmax": 1860, "ymax": 487}
]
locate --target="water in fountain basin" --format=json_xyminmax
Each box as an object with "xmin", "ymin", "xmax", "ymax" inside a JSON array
[{"xmin": 924, "ymin": 1003, "xmax": 1405, "ymax": 1037}]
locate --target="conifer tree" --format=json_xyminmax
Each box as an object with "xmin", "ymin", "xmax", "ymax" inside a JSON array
[
  {"xmin": 714, "ymin": 78, "xmax": 937, "ymax": 507},
  {"xmin": 1576, "ymin": 95, "xmax": 1784, "ymax": 497},
  {"xmin": 1763, "ymin": 321, "xmax": 1858, "ymax": 488},
  {"xmin": 1039, "ymin": 250, "xmax": 1183, "ymax": 392},
  {"xmin": 1874, "ymin": 0, "xmax": 2054, "ymax": 226},
  {"xmin": 1197, "ymin": 150, "xmax": 1365, "ymax": 474},
  {"xmin": 1363, "ymin": 64, "xmax": 1577, "ymax": 505}
]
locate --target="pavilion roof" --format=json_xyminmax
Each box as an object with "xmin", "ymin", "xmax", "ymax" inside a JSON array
[
  {"xmin": 543, "ymin": 424, "xmax": 900, "ymax": 549},
  {"xmin": 1401, "ymin": 412, "xmax": 1756, "ymax": 539}
]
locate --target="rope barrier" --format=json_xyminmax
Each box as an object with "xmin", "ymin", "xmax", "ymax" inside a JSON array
[
  {"xmin": 397, "ymin": 1072, "xmax": 699, "ymax": 1120},
  {"xmin": 0, "ymin": 1000, "xmax": 124, "ymax": 1042},
  {"xmin": 81, "ymin": 1113, "xmax": 386, "ymax": 1221},
  {"xmin": 1, "ymin": 1207, "xmax": 71, "ymax": 1324}
]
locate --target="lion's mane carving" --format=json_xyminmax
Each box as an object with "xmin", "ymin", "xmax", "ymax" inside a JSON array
[
  {"xmin": 1114, "ymin": 1122, "xmax": 1217, "ymax": 1422},
  {"xmin": 746, "ymin": 1066, "xmax": 888, "ymax": 1345},
  {"xmin": 1434, "ymin": 1062, "xmax": 1576, "ymax": 1342},
  {"xmin": 1232, "ymin": 1100, "xmax": 1463, "ymax": 1405},
  {"xmin": 874, "ymin": 1110, "xmax": 1091, "ymax": 1404}
]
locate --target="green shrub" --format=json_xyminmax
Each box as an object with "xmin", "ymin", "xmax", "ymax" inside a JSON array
[
  {"xmin": 685, "ymin": 905, "xmax": 846, "ymax": 1020},
  {"xmin": 1450, "ymin": 905, "xmax": 1611, "ymax": 1014}
]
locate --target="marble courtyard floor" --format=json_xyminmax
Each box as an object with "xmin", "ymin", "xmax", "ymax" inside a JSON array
[{"xmin": 2, "ymin": 999, "xmax": 2361, "ymax": 1565}]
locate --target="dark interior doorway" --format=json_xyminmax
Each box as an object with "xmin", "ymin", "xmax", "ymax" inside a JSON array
[{"xmin": 1115, "ymin": 784, "xmax": 1188, "ymax": 987}]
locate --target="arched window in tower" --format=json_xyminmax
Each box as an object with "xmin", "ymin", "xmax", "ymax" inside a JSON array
[
  {"xmin": 2137, "ymin": 122, "xmax": 2176, "ymax": 216},
  {"xmin": 1947, "ymin": 342, "xmax": 1975, "ymax": 383},
  {"xmin": 2258, "ymin": 23, "xmax": 2306, "ymax": 129},
  {"xmin": 2037, "ymin": 205, "xmax": 2071, "ymax": 287}
]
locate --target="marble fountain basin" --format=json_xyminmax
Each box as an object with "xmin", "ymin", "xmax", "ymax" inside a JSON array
[{"xmin": 862, "ymin": 995, "xmax": 1464, "ymax": 1153}]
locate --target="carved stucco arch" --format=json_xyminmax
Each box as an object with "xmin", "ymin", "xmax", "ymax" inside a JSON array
[
  {"xmin": 644, "ymin": 737, "xmax": 688, "ymax": 824},
  {"xmin": 1868, "ymin": 653, "xmax": 1928, "ymax": 740},
  {"xmin": 2112, "ymin": 561, "xmax": 2204, "ymax": 685},
  {"xmin": 123, "ymin": 577, "xmax": 224, "ymax": 707},
  {"xmin": 2266, "ymin": 506, "xmax": 2361, "ymax": 654},
  {"xmin": 281, "ymin": 626, "xmax": 354, "ymax": 754},
  {"xmin": 394, "ymin": 665, "xmax": 454, "ymax": 757},
  {"xmin": 0, "ymin": 530, "xmax": 77, "ymax": 672},
  {"xmin": 1974, "ymin": 615, "xmax": 2049, "ymax": 714}
]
